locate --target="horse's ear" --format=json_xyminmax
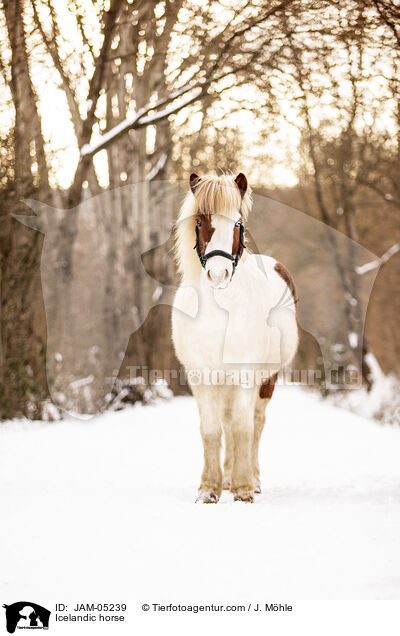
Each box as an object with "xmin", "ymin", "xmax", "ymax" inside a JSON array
[
  {"xmin": 190, "ymin": 173, "xmax": 200, "ymax": 194},
  {"xmin": 234, "ymin": 173, "xmax": 247, "ymax": 198}
]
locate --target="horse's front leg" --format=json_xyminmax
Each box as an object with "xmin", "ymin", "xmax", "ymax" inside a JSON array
[
  {"xmin": 231, "ymin": 387, "xmax": 257, "ymax": 503},
  {"xmin": 222, "ymin": 404, "xmax": 234, "ymax": 490},
  {"xmin": 192, "ymin": 385, "xmax": 223, "ymax": 503}
]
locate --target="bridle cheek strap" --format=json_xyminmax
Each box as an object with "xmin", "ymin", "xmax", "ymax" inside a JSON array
[{"xmin": 194, "ymin": 221, "xmax": 246, "ymax": 279}]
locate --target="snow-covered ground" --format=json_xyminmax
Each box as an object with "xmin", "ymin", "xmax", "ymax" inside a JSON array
[{"xmin": 1, "ymin": 386, "xmax": 399, "ymax": 601}]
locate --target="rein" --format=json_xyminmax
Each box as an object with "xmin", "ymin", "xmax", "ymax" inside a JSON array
[{"xmin": 193, "ymin": 213, "xmax": 246, "ymax": 278}]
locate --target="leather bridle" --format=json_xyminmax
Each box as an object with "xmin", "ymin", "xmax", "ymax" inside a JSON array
[{"xmin": 193, "ymin": 213, "xmax": 246, "ymax": 278}]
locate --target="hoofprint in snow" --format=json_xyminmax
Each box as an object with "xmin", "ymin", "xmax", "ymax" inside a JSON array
[{"xmin": 0, "ymin": 386, "xmax": 399, "ymax": 601}]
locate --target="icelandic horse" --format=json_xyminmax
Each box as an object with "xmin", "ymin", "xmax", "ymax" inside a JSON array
[{"xmin": 172, "ymin": 173, "xmax": 298, "ymax": 502}]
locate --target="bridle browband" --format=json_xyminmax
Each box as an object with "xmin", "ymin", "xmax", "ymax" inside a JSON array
[{"xmin": 193, "ymin": 212, "xmax": 246, "ymax": 278}]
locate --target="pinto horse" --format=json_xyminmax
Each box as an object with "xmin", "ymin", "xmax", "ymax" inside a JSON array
[{"xmin": 172, "ymin": 173, "xmax": 298, "ymax": 503}]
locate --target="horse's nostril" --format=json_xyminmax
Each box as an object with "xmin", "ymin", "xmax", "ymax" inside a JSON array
[
  {"xmin": 207, "ymin": 269, "xmax": 213, "ymax": 281},
  {"xmin": 224, "ymin": 269, "xmax": 229, "ymax": 281}
]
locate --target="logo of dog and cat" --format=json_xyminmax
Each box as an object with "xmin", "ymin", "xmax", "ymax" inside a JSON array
[{"xmin": 2, "ymin": 602, "xmax": 50, "ymax": 633}]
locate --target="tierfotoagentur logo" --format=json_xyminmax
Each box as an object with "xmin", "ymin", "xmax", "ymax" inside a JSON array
[{"xmin": 2, "ymin": 603, "xmax": 50, "ymax": 633}]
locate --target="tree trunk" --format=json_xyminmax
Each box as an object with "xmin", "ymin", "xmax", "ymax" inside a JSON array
[{"xmin": 1, "ymin": 0, "xmax": 50, "ymax": 418}]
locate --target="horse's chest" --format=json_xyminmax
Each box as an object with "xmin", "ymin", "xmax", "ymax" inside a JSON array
[
  {"xmin": 173, "ymin": 282, "xmax": 272, "ymax": 369},
  {"xmin": 184, "ymin": 303, "xmax": 230, "ymax": 368}
]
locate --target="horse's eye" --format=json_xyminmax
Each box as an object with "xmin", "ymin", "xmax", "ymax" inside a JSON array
[
  {"xmin": 196, "ymin": 219, "xmax": 202, "ymax": 227},
  {"xmin": 235, "ymin": 221, "xmax": 242, "ymax": 227}
]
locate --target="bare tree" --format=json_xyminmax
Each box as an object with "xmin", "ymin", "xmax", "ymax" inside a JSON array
[
  {"xmin": 3, "ymin": 0, "xmax": 399, "ymax": 413},
  {"xmin": 238, "ymin": 0, "xmax": 400, "ymax": 389},
  {"xmin": 0, "ymin": 0, "xmax": 299, "ymax": 416},
  {"xmin": 0, "ymin": 0, "xmax": 51, "ymax": 418}
]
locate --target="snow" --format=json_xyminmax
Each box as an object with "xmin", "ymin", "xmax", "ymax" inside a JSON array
[
  {"xmin": 1, "ymin": 386, "xmax": 400, "ymax": 604},
  {"xmin": 152, "ymin": 284, "xmax": 163, "ymax": 301},
  {"xmin": 80, "ymin": 85, "xmax": 202, "ymax": 158},
  {"xmin": 356, "ymin": 243, "xmax": 399, "ymax": 275},
  {"xmin": 329, "ymin": 353, "xmax": 400, "ymax": 425},
  {"xmin": 69, "ymin": 374, "xmax": 94, "ymax": 390},
  {"xmin": 135, "ymin": 87, "xmax": 202, "ymax": 126},
  {"xmin": 145, "ymin": 153, "xmax": 168, "ymax": 181},
  {"xmin": 348, "ymin": 331, "xmax": 358, "ymax": 348},
  {"xmin": 80, "ymin": 115, "xmax": 138, "ymax": 156},
  {"xmin": 152, "ymin": 378, "xmax": 173, "ymax": 399}
]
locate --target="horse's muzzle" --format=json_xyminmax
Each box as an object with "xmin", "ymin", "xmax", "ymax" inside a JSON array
[{"xmin": 206, "ymin": 261, "xmax": 231, "ymax": 289}]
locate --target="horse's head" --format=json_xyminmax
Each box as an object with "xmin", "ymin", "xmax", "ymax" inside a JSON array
[{"xmin": 189, "ymin": 172, "xmax": 250, "ymax": 289}]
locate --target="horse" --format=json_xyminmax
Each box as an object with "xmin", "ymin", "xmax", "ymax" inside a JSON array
[{"xmin": 172, "ymin": 172, "xmax": 298, "ymax": 503}]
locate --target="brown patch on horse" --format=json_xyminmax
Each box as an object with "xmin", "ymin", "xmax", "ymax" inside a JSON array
[
  {"xmin": 259, "ymin": 373, "xmax": 277, "ymax": 399},
  {"xmin": 231, "ymin": 223, "xmax": 244, "ymax": 261},
  {"xmin": 195, "ymin": 213, "xmax": 215, "ymax": 257},
  {"xmin": 274, "ymin": 261, "xmax": 298, "ymax": 303}
]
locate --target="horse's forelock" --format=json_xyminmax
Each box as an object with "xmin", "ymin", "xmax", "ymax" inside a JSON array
[{"xmin": 191, "ymin": 174, "xmax": 247, "ymax": 219}]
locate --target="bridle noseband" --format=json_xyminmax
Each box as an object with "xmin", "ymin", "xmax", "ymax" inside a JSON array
[{"xmin": 193, "ymin": 214, "xmax": 246, "ymax": 279}]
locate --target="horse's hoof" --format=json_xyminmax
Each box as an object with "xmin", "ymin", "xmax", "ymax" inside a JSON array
[
  {"xmin": 254, "ymin": 480, "xmax": 261, "ymax": 494},
  {"xmin": 196, "ymin": 490, "xmax": 219, "ymax": 504},
  {"xmin": 222, "ymin": 477, "xmax": 232, "ymax": 490},
  {"xmin": 233, "ymin": 491, "xmax": 255, "ymax": 503}
]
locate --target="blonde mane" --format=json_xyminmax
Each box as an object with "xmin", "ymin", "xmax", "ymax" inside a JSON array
[{"xmin": 174, "ymin": 173, "xmax": 252, "ymax": 283}]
